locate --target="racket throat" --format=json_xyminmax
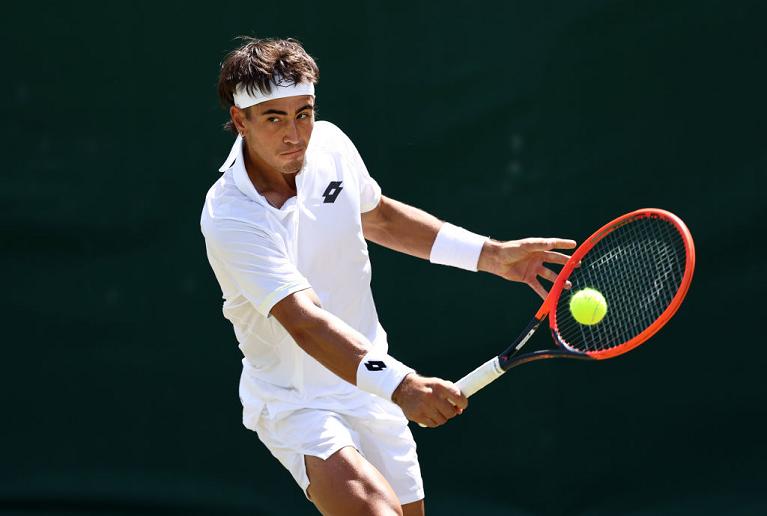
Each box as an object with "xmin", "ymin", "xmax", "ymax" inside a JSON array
[{"xmin": 499, "ymin": 318, "xmax": 544, "ymax": 370}]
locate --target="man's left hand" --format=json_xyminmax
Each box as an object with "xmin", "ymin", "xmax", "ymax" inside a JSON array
[{"xmin": 478, "ymin": 238, "xmax": 577, "ymax": 299}]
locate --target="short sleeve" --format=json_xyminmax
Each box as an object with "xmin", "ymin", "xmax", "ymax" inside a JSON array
[
  {"xmin": 359, "ymin": 167, "xmax": 382, "ymax": 213},
  {"xmin": 204, "ymin": 220, "xmax": 311, "ymax": 316},
  {"xmin": 336, "ymin": 127, "xmax": 382, "ymax": 213}
]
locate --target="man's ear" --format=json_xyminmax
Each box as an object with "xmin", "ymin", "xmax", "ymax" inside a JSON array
[{"xmin": 230, "ymin": 106, "xmax": 248, "ymax": 135}]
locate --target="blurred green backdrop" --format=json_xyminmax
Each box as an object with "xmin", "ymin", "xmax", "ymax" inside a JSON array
[{"xmin": 2, "ymin": 1, "xmax": 766, "ymax": 514}]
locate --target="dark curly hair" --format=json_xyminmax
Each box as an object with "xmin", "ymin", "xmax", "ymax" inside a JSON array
[{"xmin": 217, "ymin": 37, "xmax": 319, "ymax": 133}]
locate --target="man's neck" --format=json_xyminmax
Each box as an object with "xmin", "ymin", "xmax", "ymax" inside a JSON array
[{"xmin": 243, "ymin": 147, "xmax": 297, "ymax": 209}]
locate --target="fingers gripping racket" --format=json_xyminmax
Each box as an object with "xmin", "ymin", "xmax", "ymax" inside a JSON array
[{"xmin": 457, "ymin": 208, "xmax": 696, "ymax": 398}]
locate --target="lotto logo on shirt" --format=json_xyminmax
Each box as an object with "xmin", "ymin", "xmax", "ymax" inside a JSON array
[{"xmin": 322, "ymin": 181, "xmax": 343, "ymax": 203}]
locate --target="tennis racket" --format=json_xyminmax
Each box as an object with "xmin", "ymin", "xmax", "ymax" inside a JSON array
[{"xmin": 457, "ymin": 208, "xmax": 695, "ymax": 398}]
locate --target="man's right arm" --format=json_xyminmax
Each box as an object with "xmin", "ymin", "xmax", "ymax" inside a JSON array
[{"xmin": 270, "ymin": 289, "xmax": 468, "ymax": 427}]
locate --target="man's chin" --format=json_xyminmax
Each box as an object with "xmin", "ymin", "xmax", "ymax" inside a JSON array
[{"xmin": 281, "ymin": 157, "xmax": 305, "ymax": 174}]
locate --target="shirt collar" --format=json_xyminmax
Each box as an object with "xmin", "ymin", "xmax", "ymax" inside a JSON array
[
  {"xmin": 219, "ymin": 136, "xmax": 265, "ymax": 205},
  {"xmin": 218, "ymin": 135, "xmax": 243, "ymax": 172},
  {"xmin": 220, "ymin": 135, "xmax": 305, "ymax": 211}
]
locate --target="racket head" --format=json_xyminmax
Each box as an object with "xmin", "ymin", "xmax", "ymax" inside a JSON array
[{"xmin": 541, "ymin": 208, "xmax": 695, "ymax": 360}]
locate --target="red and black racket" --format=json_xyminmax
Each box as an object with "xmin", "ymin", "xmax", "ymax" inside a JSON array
[{"xmin": 456, "ymin": 208, "xmax": 696, "ymax": 398}]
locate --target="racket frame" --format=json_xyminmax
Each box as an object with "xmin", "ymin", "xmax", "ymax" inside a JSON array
[{"xmin": 548, "ymin": 208, "xmax": 696, "ymax": 359}]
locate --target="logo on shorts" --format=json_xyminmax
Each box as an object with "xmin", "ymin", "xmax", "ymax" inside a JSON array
[
  {"xmin": 364, "ymin": 360, "xmax": 387, "ymax": 372},
  {"xmin": 322, "ymin": 181, "xmax": 343, "ymax": 203}
]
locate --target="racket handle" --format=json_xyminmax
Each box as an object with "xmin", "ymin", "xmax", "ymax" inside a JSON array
[
  {"xmin": 456, "ymin": 357, "xmax": 505, "ymax": 398},
  {"xmin": 416, "ymin": 357, "xmax": 505, "ymax": 428}
]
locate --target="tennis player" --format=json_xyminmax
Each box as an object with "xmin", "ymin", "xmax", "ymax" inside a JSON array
[{"xmin": 201, "ymin": 37, "xmax": 575, "ymax": 516}]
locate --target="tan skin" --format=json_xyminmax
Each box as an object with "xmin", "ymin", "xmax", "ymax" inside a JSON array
[{"xmin": 231, "ymin": 95, "xmax": 576, "ymax": 515}]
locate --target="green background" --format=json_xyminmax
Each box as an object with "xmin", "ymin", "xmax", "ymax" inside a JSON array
[{"xmin": 3, "ymin": 1, "xmax": 766, "ymax": 514}]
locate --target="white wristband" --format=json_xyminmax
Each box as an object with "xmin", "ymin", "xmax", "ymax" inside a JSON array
[
  {"xmin": 429, "ymin": 222, "xmax": 488, "ymax": 272},
  {"xmin": 356, "ymin": 350, "xmax": 415, "ymax": 401}
]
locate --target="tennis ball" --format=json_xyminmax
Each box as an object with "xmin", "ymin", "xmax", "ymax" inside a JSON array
[{"xmin": 569, "ymin": 288, "xmax": 607, "ymax": 325}]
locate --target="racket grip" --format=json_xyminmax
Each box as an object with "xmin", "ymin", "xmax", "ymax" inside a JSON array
[
  {"xmin": 416, "ymin": 357, "xmax": 505, "ymax": 428},
  {"xmin": 456, "ymin": 357, "xmax": 505, "ymax": 398}
]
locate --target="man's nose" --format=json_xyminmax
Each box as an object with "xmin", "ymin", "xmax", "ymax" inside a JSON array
[{"xmin": 283, "ymin": 120, "xmax": 299, "ymax": 144}]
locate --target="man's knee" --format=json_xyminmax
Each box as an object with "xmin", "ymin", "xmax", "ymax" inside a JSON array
[
  {"xmin": 305, "ymin": 447, "xmax": 402, "ymax": 515},
  {"xmin": 320, "ymin": 482, "xmax": 401, "ymax": 516}
]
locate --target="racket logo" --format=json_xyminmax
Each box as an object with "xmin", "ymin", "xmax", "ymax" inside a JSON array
[
  {"xmin": 515, "ymin": 329, "xmax": 536, "ymax": 350},
  {"xmin": 364, "ymin": 360, "xmax": 387, "ymax": 372},
  {"xmin": 322, "ymin": 181, "xmax": 344, "ymax": 203}
]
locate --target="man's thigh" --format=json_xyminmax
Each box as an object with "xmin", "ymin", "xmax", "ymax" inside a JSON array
[
  {"xmin": 402, "ymin": 499, "xmax": 425, "ymax": 516},
  {"xmin": 305, "ymin": 446, "xmax": 402, "ymax": 515}
]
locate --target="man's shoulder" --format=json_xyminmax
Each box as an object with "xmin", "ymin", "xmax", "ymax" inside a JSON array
[
  {"xmin": 201, "ymin": 171, "xmax": 269, "ymax": 235},
  {"xmin": 309, "ymin": 120, "xmax": 354, "ymax": 152}
]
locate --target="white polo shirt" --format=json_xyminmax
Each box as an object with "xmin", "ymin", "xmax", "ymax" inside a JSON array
[{"xmin": 201, "ymin": 121, "xmax": 396, "ymax": 429}]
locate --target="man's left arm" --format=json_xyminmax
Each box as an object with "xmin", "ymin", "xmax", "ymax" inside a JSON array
[
  {"xmin": 361, "ymin": 195, "xmax": 577, "ymax": 299},
  {"xmin": 361, "ymin": 196, "xmax": 442, "ymax": 260}
]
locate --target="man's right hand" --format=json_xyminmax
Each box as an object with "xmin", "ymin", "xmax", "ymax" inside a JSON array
[{"xmin": 391, "ymin": 373, "xmax": 468, "ymax": 428}]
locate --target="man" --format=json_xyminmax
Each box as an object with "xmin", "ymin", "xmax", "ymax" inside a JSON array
[{"xmin": 202, "ymin": 37, "xmax": 575, "ymax": 515}]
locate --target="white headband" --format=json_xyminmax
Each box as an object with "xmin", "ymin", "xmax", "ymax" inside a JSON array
[{"xmin": 233, "ymin": 79, "xmax": 315, "ymax": 109}]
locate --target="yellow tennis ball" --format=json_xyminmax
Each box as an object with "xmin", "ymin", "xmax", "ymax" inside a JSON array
[{"xmin": 569, "ymin": 288, "xmax": 608, "ymax": 325}]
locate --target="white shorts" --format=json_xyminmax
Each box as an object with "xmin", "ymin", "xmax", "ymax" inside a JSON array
[{"xmin": 252, "ymin": 404, "xmax": 425, "ymax": 505}]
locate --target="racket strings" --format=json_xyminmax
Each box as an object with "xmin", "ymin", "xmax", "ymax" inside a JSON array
[{"xmin": 554, "ymin": 216, "xmax": 687, "ymax": 354}]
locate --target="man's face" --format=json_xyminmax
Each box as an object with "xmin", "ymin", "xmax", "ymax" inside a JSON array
[{"xmin": 234, "ymin": 95, "xmax": 315, "ymax": 176}]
